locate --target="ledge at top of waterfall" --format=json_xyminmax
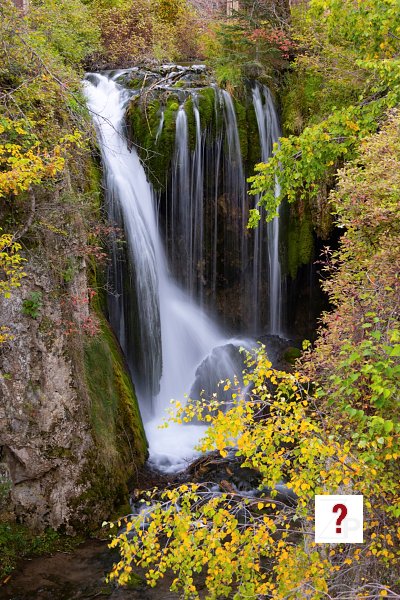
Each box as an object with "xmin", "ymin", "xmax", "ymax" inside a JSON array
[{"xmin": 83, "ymin": 71, "xmax": 256, "ymax": 473}]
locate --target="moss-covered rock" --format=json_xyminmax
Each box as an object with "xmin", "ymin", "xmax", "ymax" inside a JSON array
[
  {"xmin": 127, "ymin": 93, "xmax": 179, "ymax": 189},
  {"xmin": 128, "ymin": 86, "xmax": 223, "ymax": 188},
  {"xmin": 84, "ymin": 315, "xmax": 147, "ymax": 463},
  {"xmin": 185, "ymin": 87, "xmax": 218, "ymax": 150},
  {"xmin": 232, "ymin": 96, "xmax": 248, "ymax": 162},
  {"xmin": 286, "ymin": 202, "xmax": 314, "ymax": 279},
  {"xmin": 283, "ymin": 346, "xmax": 302, "ymax": 365},
  {"xmin": 70, "ymin": 308, "xmax": 148, "ymax": 530},
  {"xmin": 184, "ymin": 94, "xmax": 196, "ymax": 150},
  {"xmin": 197, "ymin": 88, "xmax": 216, "ymax": 130}
]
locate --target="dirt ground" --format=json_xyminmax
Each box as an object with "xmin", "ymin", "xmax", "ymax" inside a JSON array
[{"xmin": 0, "ymin": 539, "xmax": 181, "ymax": 600}]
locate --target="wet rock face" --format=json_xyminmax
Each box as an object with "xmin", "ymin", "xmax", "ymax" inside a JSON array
[{"xmin": 0, "ymin": 263, "xmax": 93, "ymax": 531}]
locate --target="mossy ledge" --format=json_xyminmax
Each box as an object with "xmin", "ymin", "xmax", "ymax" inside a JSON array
[{"xmin": 126, "ymin": 83, "xmax": 261, "ymax": 190}]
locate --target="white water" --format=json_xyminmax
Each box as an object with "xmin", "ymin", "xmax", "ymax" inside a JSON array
[
  {"xmin": 84, "ymin": 73, "xmax": 248, "ymax": 472},
  {"xmin": 252, "ymin": 84, "xmax": 283, "ymax": 335},
  {"xmin": 191, "ymin": 96, "xmax": 205, "ymax": 305},
  {"xmin": 170, "ymin": 106, "xmax": 191, "ymax": 286},
  {"xmin": 221, "ymin": 90, "xmax": 247, "ymax": 302}
]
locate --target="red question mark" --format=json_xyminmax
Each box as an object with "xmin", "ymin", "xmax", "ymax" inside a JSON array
[{"xmin": 333, "ymin": 503, "xmax": 348, "ymax": 533}]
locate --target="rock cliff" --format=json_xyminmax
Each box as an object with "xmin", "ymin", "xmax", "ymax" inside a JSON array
[{"xmin": 0, "ymin": 177, "xmax": 148, "ymax": 533}]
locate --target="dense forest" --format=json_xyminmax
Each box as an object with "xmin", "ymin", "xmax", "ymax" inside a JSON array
[{"xmin": 0, "ymin": 0, "xmax": 399, "ymax": 598}]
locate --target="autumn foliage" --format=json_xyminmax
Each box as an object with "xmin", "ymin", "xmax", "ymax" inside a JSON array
[
  {"xmin": 90, "ymin": 0, "xmax": 202, "ymax": 67},
  {"xmin": 108, "ymin": 343, "xmax": 399, "ymax": 597}
]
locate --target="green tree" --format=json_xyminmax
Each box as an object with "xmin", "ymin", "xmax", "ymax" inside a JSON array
[
  {"xmin": 248, "ymin": 0, "xmax": 400, "ymax": 224},
  {"xmin": 200, "ymin": 0, "xmax": 293, "ymax": 87}
]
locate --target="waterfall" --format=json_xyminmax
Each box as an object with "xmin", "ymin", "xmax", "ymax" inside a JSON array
[
  {"xmin": 252, "ymin": 84, "xmax": 283, "ymax": 335},
  {"xmin": 84, "ymin": 73, "xmax": 248, "ymax": 472},
  {"xmin": 170, "ymin": 106, "xmax": 191, "ymax": 289},
  {"xmin": 220, "ymin": 90, "xmax": 248, "ymax": 321},
  {"xmin": 169, "ymin": 100, "xmax": 205, "ymax": 302},
  {"xmin": 162, "ymin": 82, "xmax": 284, "ymax": 335},
  {"xmin": 191, "ymin": 96, "xmax": 205, "ymax": 304},
  {"xmin": 84, "ymin": 74, "xmax": 162, "ymax": 404},
  {"xmin": 165, "ymin": 88, "xmax": 249, "ymax": 326}
]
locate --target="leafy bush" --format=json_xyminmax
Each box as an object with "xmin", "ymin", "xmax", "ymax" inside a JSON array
[
  {"xmin": 22, "ymin": 291, "xmax": 43, "ymax": 318},
  {"xmin": 28, "ymin": 0, "xmax": 101, "ymax": 67},
  {"xmin": 0, "ymin": 233, "xmax": 26, "ymax": 300},
  {"xmin": 107, "ymin": 346, "xmax": 399, "ymax": 597}
]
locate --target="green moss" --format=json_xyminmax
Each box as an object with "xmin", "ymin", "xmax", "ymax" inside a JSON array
[
  {"xmin": 184, "ymin": 88, "xmax": 217, "ymax": 150},
  {"xmin": 233, "ymin": 97, "xmax": 248, "ymax": 162},
  {"xmin": 125, "ymin": 77, "xmax": 145, "ymax": 90},
  {"xmin": 84, "ymin": 314, "xmax": 147, "ymax": 466},
  {"xmin": 198, "ymin": 88, "xmax": 216, "ymax": 127},
  {"xmin": 283, "ymin": 346, "xmax": 302, "ymax": 364},
  {"xmin": 286, "ymin": 204, "xmax": 314, "ymax": 279},
  {"xmin": 70, "ymin": 310, "xmax": 147, "ymax": 530},
  {"xmin": 184, "ymin": 94, "xmax": 196, "ymax": 150},
  {"xmin": 126, "ymin": 84, "xmax": 271, "ymax": 189},
  {"xmin": 168, "ymin": 100, "xmax": 179, "ymax": 112},
  {"xmin": 128, "ymin": 94, "xmax": 179, "ymax": 190},
  {"xmin": 0, "ymin": 523, "xmax": 84, "ymax": 578}
]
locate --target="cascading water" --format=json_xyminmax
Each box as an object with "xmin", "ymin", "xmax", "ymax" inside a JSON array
[
  {"xmin": 220, "ymin": 90, "xmax": 250, "ymax": 322},
  {"xmin": 85, "ymin": 74, "xmax": 162, "ymax": 406},
  {"xmin": 164, "ymin": 88, "xmax": 250, "ymax": 327},
  {"xmin": 164, "ymin": 81, "xmax": 284, "ymax": 335},
  {"xmin": 170, "ymin": 106, "xmax": 191, "ymax": 289},
  {"xmin": 191, "ymin": 96, "xmax": 205, "ymax": 304},
  {"xmin": 84, "ymin": 72, "xmax": 248, "ymax": 472},
  {"xmin": 252, "ymin": 83, "xmax": 284, "ymax": 335}
]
